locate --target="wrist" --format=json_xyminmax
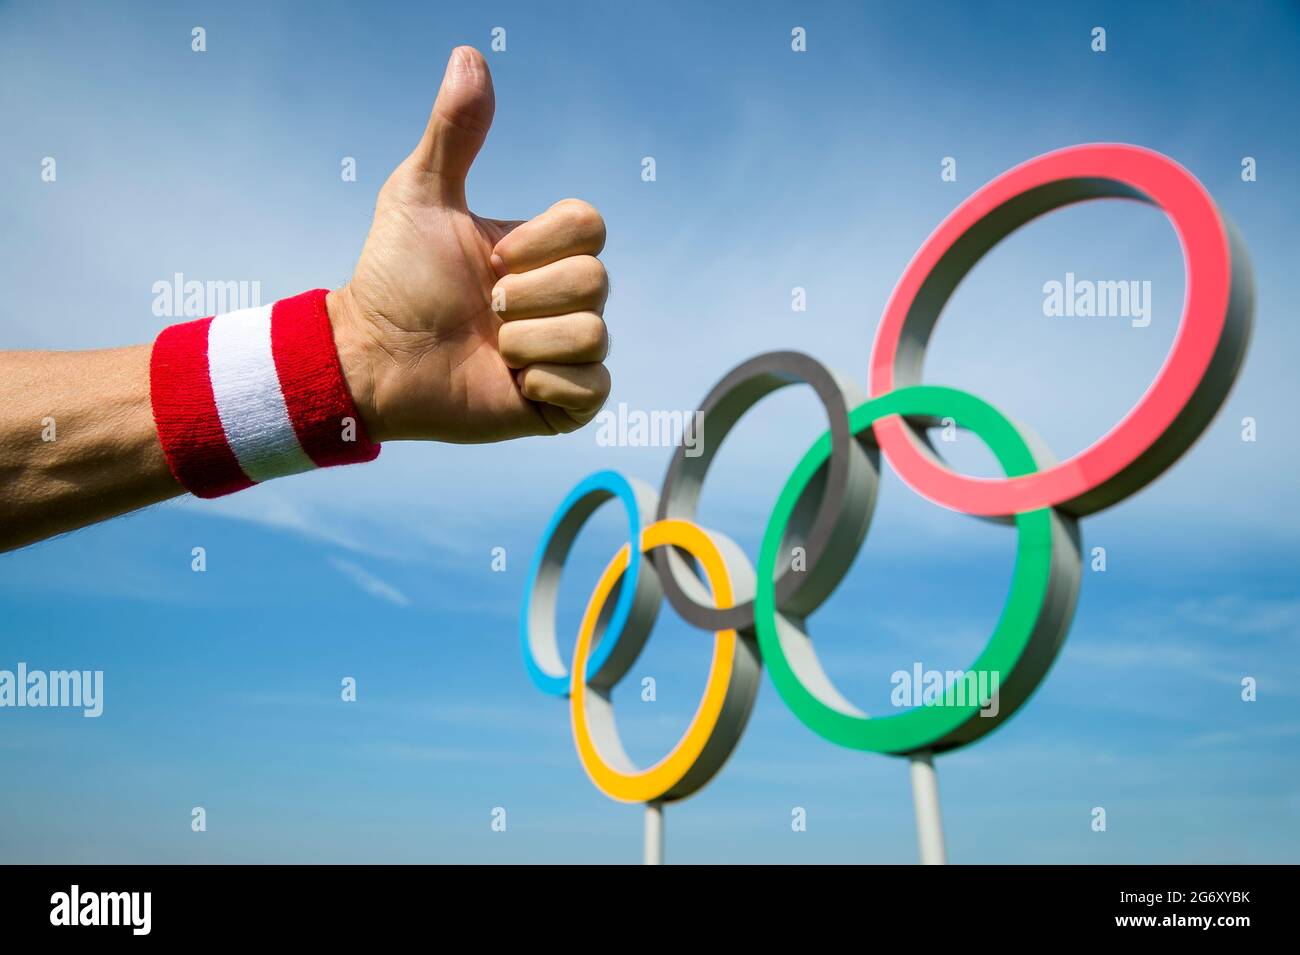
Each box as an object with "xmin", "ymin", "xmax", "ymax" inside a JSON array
[{"xmin": 325, "ymin": 285, "xmax": 388, "ymax": 442}]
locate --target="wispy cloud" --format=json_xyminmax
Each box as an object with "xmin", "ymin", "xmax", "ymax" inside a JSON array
[
  {"xmin": 365, "ymin": 741, "xmax": 480, "ymax": 763},
  {"xmin": 328, "ymin": 557, "xmax": 410, "ymax": 607},
  {"xmin": 1063, "ymin": 640, "xmax": 1230, "ymax": 681},
  {"xmin": 1186, "ymin": 722, "xmax": 1300, "ymax": 748},
  {"xmin": 174, "ymin": 489, "xmax": 399, "ymax": 558},
  {"xmin": 1173, "ymin": 595, "xmax": 1300, "ymax": 637},
  {"xmin": 1063, "ymin": 593, "xmax": 1300, "ymax": 685}
]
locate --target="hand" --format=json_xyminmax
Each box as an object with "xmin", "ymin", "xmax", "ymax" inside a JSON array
[{"xmin": 327, "ymin": 46, "xmax": 611, "ymax": 443}]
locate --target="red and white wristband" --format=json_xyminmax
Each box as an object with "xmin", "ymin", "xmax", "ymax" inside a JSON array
[{"xmin": 149, "ymin": 288, "xmax": 380, "ymax": 498}]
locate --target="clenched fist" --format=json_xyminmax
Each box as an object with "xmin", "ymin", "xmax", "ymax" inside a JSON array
[{"xmin": 327, "ymin": 46, "xmax": 611, "ymax": 443}]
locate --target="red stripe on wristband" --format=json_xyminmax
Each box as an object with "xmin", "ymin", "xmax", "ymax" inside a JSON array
[
  {"xmin": 150, "ymin": 316, "xmax": 255, "ymax": 498},
  {"xmin": 271, "ymin": 289, "xmax": 381, "ymax": 469},
  {"xmin": 149, "ymin": 288, "xmax": 380, "ymax": 499}
]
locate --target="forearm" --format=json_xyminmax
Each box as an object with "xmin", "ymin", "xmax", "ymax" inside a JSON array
[{"xmin": 0, "ymin": 344, "xmax": 181, "ymax": 551}]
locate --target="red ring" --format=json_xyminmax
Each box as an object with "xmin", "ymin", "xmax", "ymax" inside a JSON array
[{"xmin": 868, "ymin": 143, "xmax": 1244, "ymax": 517}]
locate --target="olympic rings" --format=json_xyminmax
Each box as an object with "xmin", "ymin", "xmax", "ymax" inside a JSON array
[
  {"xmin": 570, "ymin": 519, "xmax": 761, "ymax": 803},
  {"xmin": 756, "ymin": 385, "xmax": 1080, "ymax": 755},
  {"xmin": 868, "ymin": 143, "xmax": 1254, "ymax": 518},
  {"xmin": 521, "ymin": 143, "xmax": 1253, "ymax": 805}
]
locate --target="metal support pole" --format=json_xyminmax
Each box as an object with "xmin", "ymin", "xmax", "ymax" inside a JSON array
[
  {"xmin": 910, "ymin": 750, "xmax": 948, "ymax": 865},
  {"xmin": 644, "ymin": 801, "xmax": 664, "ymax": 865}
]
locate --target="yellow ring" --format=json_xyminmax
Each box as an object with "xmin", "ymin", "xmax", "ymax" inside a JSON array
[{"xmin": 570, "ymin": 519, "xmax": 739, "ymax": 803}]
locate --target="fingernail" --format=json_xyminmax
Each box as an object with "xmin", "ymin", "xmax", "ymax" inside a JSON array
[{"xmin": 490, "ymin": 252, "xmax": 508, "ymax": 277}]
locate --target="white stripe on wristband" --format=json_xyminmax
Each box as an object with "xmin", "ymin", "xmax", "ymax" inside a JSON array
[{"xmin": 206, "ymin": 303, "xmax": 317, "ymax": 483}]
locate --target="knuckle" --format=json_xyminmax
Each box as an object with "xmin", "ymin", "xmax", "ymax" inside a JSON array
[
  {"xmin": 574, "ymin": 256, "xmax": 608, "ymax": 298},
  {"xmin": 555, "ymin": 196, "xmax": 599, "ymax": 226},
  {"xmin": 563, "ymin": 198, "xmax": 606, "ymax": 247},
  {"xmin": 574, "ymin": 314, "xmax": 608, "ymax": 357}
]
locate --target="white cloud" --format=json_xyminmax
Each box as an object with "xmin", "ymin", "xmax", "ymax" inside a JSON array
[
  {"xmin": 1173, "ymin": 595, "xmax": 1300, "ymax": 636},
  {"xmin": 328, "ymin": 557, "xmax": 410, "ymax": 607}
]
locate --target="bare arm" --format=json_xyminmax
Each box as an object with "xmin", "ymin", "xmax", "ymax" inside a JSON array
[{"xmin": 0, "ymin": 345, "xmax": 181, "ymax": 551}]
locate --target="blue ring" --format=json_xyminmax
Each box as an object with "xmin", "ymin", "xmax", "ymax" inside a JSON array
[{"xmin": 520, "ymin": 470, "xmax": 647, "ymax": 696}]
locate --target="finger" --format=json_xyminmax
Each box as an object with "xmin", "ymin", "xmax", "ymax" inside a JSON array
[
  {"xmin": 497, "ymin": 312, "xmax": 608, "ymax": 369},
  {"xmin": 410, "ymin": 46, "xmax": 494, "ymax": 204},
  {"xmin": 493, "ymin": 255, "xmax": 608, "ymax": 320},
  {"xmin": 538, "ymin": 402, "xmax": 595, "ymax": 435},
  {"xmin": 475, "ymin": 214, "xmax": 527, "ymax": 248},
  {"xmin": 490, "ymin": 199, "xmax": 606, "ymax": 276},
  {"xmin": 517, "ymin": 362, "xmax": 611, "ymax": 414}
]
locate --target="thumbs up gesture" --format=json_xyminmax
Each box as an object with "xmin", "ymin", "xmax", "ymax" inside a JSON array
[{"xmin": 327, "ymin": 46, "xmax": 611, "ymax": 443}]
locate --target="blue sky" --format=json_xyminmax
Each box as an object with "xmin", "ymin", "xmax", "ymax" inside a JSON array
[{"xmin": 0, "ymin": 0, "xmax": 1297, "ymax": 862}]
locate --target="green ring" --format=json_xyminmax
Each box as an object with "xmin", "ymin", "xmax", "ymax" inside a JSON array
[{"xmin": 755, "ymin": 385, "xmax": 1080, "ymax": 755}]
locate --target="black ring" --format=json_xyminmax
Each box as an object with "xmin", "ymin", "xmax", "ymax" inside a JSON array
[{"xmin": 654, "ymin": 351, "xmax": 879, "ymax": 632}]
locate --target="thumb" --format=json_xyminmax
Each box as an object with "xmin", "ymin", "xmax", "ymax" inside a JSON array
[{"xmin": 412, "ymin": 46, "xmax": 494, "ymax": 203}]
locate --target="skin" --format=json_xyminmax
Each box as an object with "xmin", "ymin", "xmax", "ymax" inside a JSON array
[{"xmin": 0, "ymin": 47, "xmax": 611, "ymax": 553}]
